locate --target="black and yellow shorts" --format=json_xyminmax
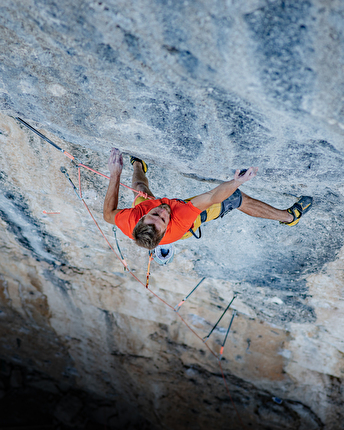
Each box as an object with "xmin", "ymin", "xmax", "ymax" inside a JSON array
[
  {"xmin": 181, "ymin": 189, "xmax": 242, "ymax": 240},
  {"xmin": 133, "ymin": 189, "xmax": 242, "ymax": 240}
]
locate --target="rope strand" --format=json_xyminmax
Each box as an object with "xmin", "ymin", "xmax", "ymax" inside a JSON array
[{"xmin": 77, "ymin": 163, "xmax": 153, "ymax": 199}]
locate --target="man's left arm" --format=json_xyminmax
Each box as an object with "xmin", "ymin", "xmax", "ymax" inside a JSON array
[
  {"xmin": 103, "ymin": 148, "xmax": 124, "ymax": 225},
  {"xmin": 190, "ymin": 167, "xmax": 258, "ymax": 212}
]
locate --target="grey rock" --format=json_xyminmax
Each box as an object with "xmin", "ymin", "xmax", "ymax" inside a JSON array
[{"xmin": 0, "ymin": 1, "xmax": 343, "ymax": 429}]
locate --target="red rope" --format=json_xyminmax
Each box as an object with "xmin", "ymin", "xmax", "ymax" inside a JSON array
[
  {"xmin": 78, "ymin": 167, "xmax": 82, "ymax": 198},
  {"xmin": 77, "ymin": 163, "xmax": 154, "ymax": 200},
  {"xmin": 69, "ymin": 162, "xmax": 245, "ymax": 428}
]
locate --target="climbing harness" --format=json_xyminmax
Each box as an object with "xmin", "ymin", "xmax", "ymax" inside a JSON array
[
  {"xmin": 16, "ymin": 118, "xmax": 246, "ymax": 429},
  {"xmin": 188, "ymin": 226, "xmax": 202, "ymax": 239}
]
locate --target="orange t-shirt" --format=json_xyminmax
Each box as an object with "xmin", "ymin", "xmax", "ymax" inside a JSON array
[{"xmin": 114, "ymin": 197, "xmax": 201, "ymax": 245}]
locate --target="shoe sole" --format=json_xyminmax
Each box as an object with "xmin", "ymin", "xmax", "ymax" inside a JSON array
[{"xmin": 281, "ymin": 196, "xmax": 313, "ymax": 226}]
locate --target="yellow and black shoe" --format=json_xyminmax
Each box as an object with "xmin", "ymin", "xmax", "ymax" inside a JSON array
[
  {"xmin": 280, "ymin": 196, "xmax": 313, "ymax": 226},
  {"xmin": 130, "ymin": 156, "xmax": 148, "ymax": 173}
]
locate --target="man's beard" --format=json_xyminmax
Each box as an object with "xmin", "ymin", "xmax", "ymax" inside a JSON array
[{"xmin": 158, "ymin": 203, "xmax": 171, "ymax": 215}]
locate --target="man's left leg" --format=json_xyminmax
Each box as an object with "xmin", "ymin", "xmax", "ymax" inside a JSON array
[{"xmin": 131, "ymin": 159, "xmax": 155, "ymax": 199}]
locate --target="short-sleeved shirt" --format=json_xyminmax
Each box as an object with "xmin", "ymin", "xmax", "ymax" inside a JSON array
[{"xmin": 114, "ymin": 197, "xmax": 201, "ymax": 245}]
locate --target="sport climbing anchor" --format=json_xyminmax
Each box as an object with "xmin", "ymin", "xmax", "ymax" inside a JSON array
[{"xmin": 103, "ymin": 148, "xmax": 313, "ymax": 250}]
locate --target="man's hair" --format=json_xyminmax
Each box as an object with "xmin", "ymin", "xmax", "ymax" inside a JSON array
[{"xmin": 132, "ymin": 218, "xmax": 165, "ymax": 250}]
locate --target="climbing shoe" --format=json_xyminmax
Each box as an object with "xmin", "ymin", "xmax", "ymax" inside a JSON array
[
  {"xmin": 130, "ymin": 156, "xmax": 148, "ymax": 173},
  {"xmin": 280, "ymin": 196, "xmax": 313, "ymax": 226}
]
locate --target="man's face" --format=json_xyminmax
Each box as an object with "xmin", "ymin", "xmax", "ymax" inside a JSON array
[{"xmin": 142, "ymin": 204, "xmax": 171, "ymax": 235}]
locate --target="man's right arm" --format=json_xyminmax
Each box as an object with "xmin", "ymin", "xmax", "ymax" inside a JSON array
[
  {"xmin": 190, "ymin": 167, "xmax": 258, "ymax": 212},
  {"xmin": 103, "ymin": 148, "xmax": 124, "ymax": 225}
]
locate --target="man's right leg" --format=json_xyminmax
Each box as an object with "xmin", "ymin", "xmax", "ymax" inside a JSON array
[
  {"xmin": 238, "ymin": 192, "xmax": 294, "ymax": 223},
  {"xmin": 131, "ymin": 161, "xmax": 155, "ymax": 198}
]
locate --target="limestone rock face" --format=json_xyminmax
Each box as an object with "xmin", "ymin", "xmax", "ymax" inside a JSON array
[{"xmin": 0, "ymin": 1, "xmax": 344, "ymax": 429}]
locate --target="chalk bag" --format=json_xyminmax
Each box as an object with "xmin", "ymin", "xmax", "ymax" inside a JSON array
[{"xmin": 151, "ymin": 244, "xmax": 174, "ymax": 265}]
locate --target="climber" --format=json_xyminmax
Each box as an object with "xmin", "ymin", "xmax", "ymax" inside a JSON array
[{"xmin": 103, "ymin": 148, "xmax": 313, "ymax": 250}]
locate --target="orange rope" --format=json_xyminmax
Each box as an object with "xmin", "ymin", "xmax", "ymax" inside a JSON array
[
  {"xmin": 78, "ymin": 167, "xmax": 82, "ymax": 198},
  {"xmin": 77, "ymin": 163, "xmax": 154, "ymax": 200},
  {"xmin": 218, "ymin": 361, "xmax": 248, "ymax": 430}
]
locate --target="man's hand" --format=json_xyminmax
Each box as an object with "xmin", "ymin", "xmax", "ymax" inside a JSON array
[
  {"xmin": 190, "ymin": 166, "xmax": 259, "ymax": 212},
  {"xmin": 108, "ymin": 148, "xmax": 123, "ymax": 176},
  {"xmin": 234, "ymin": 167, "xmax": 258, "ymax": 184}
]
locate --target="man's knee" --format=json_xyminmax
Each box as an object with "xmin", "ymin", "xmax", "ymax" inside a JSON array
[
  {"xmin": 219, "ymin": 189, "xmax": 242, "ymax": 217},
  {"xmin": 132, "ymin": 181, "xmax": 152, "ymax": 194},
  {"xmin": 132, "ymin": 181, "xmax": 149, "ymax": 193},
  {"xmin": 238, "ymin": 192, "xmax": 254, "ymax": 210}
]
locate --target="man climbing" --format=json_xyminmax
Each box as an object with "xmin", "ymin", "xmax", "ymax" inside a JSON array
[{"xmin": 103, "ymin": 148, "xmax": 313, "ymax": 250}]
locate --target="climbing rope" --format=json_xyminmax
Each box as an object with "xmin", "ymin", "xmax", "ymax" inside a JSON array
[{"xmin": 16, "ymin": 118, "xmax": 247, "ymax": 429}]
